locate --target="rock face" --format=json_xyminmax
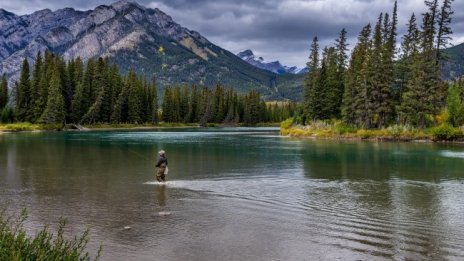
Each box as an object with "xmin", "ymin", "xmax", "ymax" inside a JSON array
[
  {"xmin": 237, "ymin": 49, "xmax": 308, "ymax": 75},
  {"xmin": 0, "ymin": 0, "xmax": 304, "ymax": 100}
]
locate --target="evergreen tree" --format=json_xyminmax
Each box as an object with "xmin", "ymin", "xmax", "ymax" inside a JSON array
[
  {"xmin": 71, "ymin": 82, "xmax": 85, "ymax": 123},
  {"xmin": 30, "ymin": 52, "xmax": 42, "ymax": 122},
  {"xmin": 81, "ymin": 58, "xmax": 108, "ymax": 124},
  {"xmin": 334, "ymin": 28, "xmax": 348, "ymax": 118},
  {"xmin": 436, "ymin": 0, "xmax": 454, "ymax": 61},
  {"xmin": 0, "ymin": 76, "xmax": 8, "ymax": 109},
  {"xmin": 397, "ymin": 13, "xmax": 420, "ymax": 105},
  {"xmin": 342, "ymin": 24, "xmax": 372, "ymax": 126},
  {"xmin": 447, "ymin": 83, "xmax": 464, "ymax": 126},
  {"xmin": 150, "ymin": 77, "xmax": 159, "ymax": 124},
  {"xmin": 41, "ymin": 65, "xmax": 65, "ymax": 125},
  {"xmin": 127, "ymin": 70, "xmax": 143, "ymax": 124},
  {"xmin": 304, "ymin": 37, "xmax": 320, "ymax": 121},
  {"xmin": 16, "ymin": 58, "xmax": 31, "ymax": 122}
]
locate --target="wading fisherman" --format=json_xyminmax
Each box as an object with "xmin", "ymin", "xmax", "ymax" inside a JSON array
[{"xmin": 155, "ymin": 150, "xmax": 168, "ymax": 182}]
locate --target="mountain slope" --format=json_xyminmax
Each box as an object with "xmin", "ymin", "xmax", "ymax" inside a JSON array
[
  {"xmin": 0, "ymin": 1, "xmax": 304, "ymax": 100},
  {"xmin": 443, "ymin": 42, "xmax": 464, "ymax": 79},
  {"xmin": 237, "ymin": 49, "xmax": 307, "ymax": 75}
]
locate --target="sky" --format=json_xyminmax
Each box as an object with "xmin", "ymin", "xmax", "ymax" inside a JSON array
[{"xmin": 1, "ymin": 0, "xmax": 464, "ymax": 68}]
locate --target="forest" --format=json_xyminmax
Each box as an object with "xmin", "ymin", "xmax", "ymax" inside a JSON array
[
  {"xmin": 301, "ymin": 0, "xmax": 462, "ymax": 129},
  {"xmin": 0, "ymin": 51, "xmax": 295, "ymax": 127}
]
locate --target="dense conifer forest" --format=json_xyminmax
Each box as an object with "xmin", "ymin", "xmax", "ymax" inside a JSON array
[
  {"xmin": 302, "ymin": 0, "xmax": 458, "ymax": 129},
  {"xmin": 0, "ymin": 51, "xmax": 295, "ymax": 126}
]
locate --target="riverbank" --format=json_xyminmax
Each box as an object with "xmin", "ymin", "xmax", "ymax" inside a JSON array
[
  {"xmin": 0, "ymin": 122, "xmax": 281, "ymax": 133},
  {"xmin": 280, "ymin": 119, "xmax": 464, "ymax": 142}
]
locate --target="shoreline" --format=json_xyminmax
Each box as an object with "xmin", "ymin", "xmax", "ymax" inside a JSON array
[
  {"xmin": 280, "ymin": 126, "xmax": 464, "ymax": 144},
  {"xmin": 0, "ymin": 122, "xmax": 280, "ymax": 133}
]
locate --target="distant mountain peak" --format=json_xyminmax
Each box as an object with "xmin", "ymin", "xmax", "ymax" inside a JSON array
[{"xmin": 237, "ymin": 49, "xmax": 307, "ymax": 75}]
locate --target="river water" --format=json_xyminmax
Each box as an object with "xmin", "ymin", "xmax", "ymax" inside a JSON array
[{"xmin": 1, "ymin": 127, "xmax": 464, "ymax": 260}]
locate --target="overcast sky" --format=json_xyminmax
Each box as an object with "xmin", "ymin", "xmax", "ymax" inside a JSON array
[{"xmin": 2, "ymin": 0, "xmax": 464, "ymax": 67}]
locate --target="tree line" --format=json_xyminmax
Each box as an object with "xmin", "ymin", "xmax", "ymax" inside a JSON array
[
  {"xmin": 0, "ymin": 50, "xmax": 295, "ymax": 125},
  {"xmin": 303, "ymin": 0, "xmax": 455, "ymax": 129}
]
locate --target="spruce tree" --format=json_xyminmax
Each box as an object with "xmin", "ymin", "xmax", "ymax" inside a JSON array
[
  {"xmin": 127, "ymin": 70, "xmax": 142, "ymax": 124},
  {"xmin": 30, "ymin": 52, "xmax": 42, "ymax": 122},
  {"xmin": 0, "ymin": 76, "xmax": 8, "ymax": 109},
  {"xmin": 447, "ymin": 83, "xmax": 464, "ymax": 126},
  {"xmin": 436, "ymin": 0, "xmax": 454, "ymax": 61},
  {"xmin": 343, "ymin": 24, "xmax": 372, "ymax": 127},
  {"xmin": 304, "ymin": 36, "xmax": 320, "ymax": 121},
  {"xmin": 150, "ymin": 77, "xmax": 159, "ymax": 124},
  {"xmin": 17, "ymin": 58, "xmax": 31, "ymax": 122},
  {"xmin": 41, "ymin": 65, "xmax": 65, "ymax": 125}
]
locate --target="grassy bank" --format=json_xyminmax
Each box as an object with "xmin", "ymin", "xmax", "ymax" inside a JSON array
[
  {"xmin": 0, "ymin": 123, "xmax": 47, "ymax": 132},
  {"xmin": 280, "ymin": 119, "xmax": 464, "ymax": 142},
  {"xmin": 0, "ymin": 122, "xmax": 281, "ymax": 133},
  {"xmin": 0, "ymin": 209, "xmax": 100, "ymax": 260}
]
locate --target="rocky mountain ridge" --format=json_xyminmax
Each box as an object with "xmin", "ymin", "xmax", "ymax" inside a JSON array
[
  {"xmin": 237, "ymin": 49, "xmax": 308, "ymax": 75},
  {"xmin": 0, "ymin": 0, "xmax": 304, "ymax": 100}
]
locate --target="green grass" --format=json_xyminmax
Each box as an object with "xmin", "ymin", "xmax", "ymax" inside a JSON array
[
  {"xmin": 0, "ymin": 209, "xmax": 100, "ymax": 261},
  {"xmin": 278, "ymin": 119, "xmax": 455, "ymax": 141},
  {"xmin": 0, "ymin": 123, "xmax": 44, "ymax": 132}
]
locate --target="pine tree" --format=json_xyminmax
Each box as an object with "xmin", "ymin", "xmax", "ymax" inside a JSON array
[
  {"xmin": 447, "ymin": 83, "xmax": 464, "ymax": 126},
  {"xmin": 188, "ymin": 85, "xmax": 199, "ymax": 123},
  {"xmin": 81, "ymin": 58, "xmax": 108, "ymax": 124},
  {"xmin": 342, "ymin": 24, "xmax": 372, "ymax": 126},
  {"xmin": 30, "ymin": 52, "xmax": 42, "ymax": 122},
  {"xmin": 41, "ymin": 65, "xmax": 65, "ymax": 125},
  {"xmin": 0, "ymin": 75, "xmax": 8, "ymax": 109},
  {"xmin": 127, "ymin": 70, "xmax": 142, "ymax": 124},
  {"xmin": 162, "ymin": 87, "xmax": 173, "ymax": 122},
  {"xmin": 150, "ymin": 77, "xmax": 159, "ymax": 124},
  {"xmin": 397, "ymin": 13, "xmax": 420, "ymax": 104},
  {"xmin": 436, "ymin": 0, "xmax": 454, "ymax": 61},
  {"xmin": 71, "ymin": 82, "xmax": 85, "ymax": 123},
  {"xmin": 304, "ymin": 36, "xmax": 320, "ymax": 121},
  {"xmin": 334, "ymin": 28, "xmax": 348, "ymax": 119},
  {"xmin": 17, "ymin": 58, "xmax": 31, "ymax": 122}
]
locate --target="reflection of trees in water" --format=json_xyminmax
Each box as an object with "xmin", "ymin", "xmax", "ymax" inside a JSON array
[
  {"xmin": 300, "ymin": 141, "xmax": 454, "ymax": 259},
  {"xmin": 301, "ymin": 141, "xmax": 464, "ymax": 181}
]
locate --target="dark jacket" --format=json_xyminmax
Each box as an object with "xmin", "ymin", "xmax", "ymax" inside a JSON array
[{"xmin": 156, "ymin": 156, "xmax": 168, "ymax": 167}]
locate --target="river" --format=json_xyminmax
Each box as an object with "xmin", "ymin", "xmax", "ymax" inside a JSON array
[{"xmin": 1, "ymin": 127, "xmax": 464, "ymax": 260}]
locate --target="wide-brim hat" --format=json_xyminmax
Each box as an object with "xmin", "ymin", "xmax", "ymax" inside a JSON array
[{"xmin": 158, "ymin": 150, "xmax": 165, "ymax": 155}]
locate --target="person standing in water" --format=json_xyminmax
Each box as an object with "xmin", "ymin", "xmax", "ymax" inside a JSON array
[{"xmin": 155, "ymin": 150, "xmax": 168, "ymax": 182}]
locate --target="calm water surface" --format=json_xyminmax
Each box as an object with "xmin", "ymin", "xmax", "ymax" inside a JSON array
[{"xmin": 1, "ymin": 128, "xmax": 464, "ymax": 260}]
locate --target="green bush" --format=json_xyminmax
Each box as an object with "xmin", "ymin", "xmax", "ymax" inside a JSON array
[
  {"xmin": 333, "ymin": 121, "xmax": 357, "ymax": 134},
  {"xmin": 0, "ymin": 107, "xmax": 15, "ymax": 123},
  {"xmin": 430, "ymin": 123, "xmax": 463, "ymax": 141},
  {"xmin": 280, "ymin": 118, "xmax": 294, "ymax": 130},
  {"xmin": 0, "ymin": 209, "xmax": 101, "ymax": 261}
]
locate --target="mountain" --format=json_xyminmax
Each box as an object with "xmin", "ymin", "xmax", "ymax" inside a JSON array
[
  {"xmin": 237, "ymin": 49, "xmax": 308, "ymax": 75},
  {"xmin": 443, "ymin": 42, "xmax": 464, "ymax": 80},
  {"xmin": 0, "ymin": 0, "xmax": 304, "ymax": 100}
]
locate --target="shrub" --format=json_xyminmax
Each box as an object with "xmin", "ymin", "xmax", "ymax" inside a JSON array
[
  {"xmin": 436, "ymin": 109, "xmax": 449, "ymax": 125},
  {"xmin": 2, "ymin": 123, "xmax": 41, "ymax": 132},
  {"xmin": 0, "ymin": 107, "xmax": 15, "ymax": 123},
  {"xmin": 430, "ymin": 123, "xmax": 463, "ymax": 141},
  {"xmin": 0, "ymin": 209, "xmax": 101, "ymax": 261},
  {"xmin": 357, "ymin": 129, "xmax": 372, "ymax": 139},
  {"xmin": 280, "ymin": 118, "xmax": 294, "ymax": 130},
  {"xmin": 333, "ymin": 121, "xmax": 357, "ymax": 134}
]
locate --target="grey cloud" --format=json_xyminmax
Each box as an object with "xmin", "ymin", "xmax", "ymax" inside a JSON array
[{"xmin": 1, "ymin": 0, "xmax": 463, "ymax": 67}]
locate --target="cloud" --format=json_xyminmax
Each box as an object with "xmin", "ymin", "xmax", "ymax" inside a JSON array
[{"xmin": 1, "ymin": 0, "xmax": 463, "ymax": 67}]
